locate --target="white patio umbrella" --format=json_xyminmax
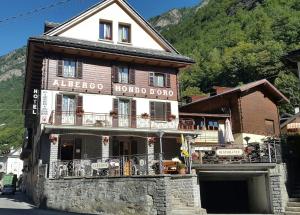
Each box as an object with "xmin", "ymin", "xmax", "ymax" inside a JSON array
[
  {"xmin": 224, "ymin": 118, "xmax": 234, "ymax": 144},
  {"xmin": 218, "ymin": 123, "xmax": 225, "ymax": 145}
]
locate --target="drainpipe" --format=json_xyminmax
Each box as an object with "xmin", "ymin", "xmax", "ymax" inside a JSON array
[{"xmin": 158, "ymin": 130, "xmax": 164, "ymax": 174}]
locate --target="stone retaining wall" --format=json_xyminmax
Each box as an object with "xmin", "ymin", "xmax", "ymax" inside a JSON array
[{"xmin": 37, "ymin": 175, "xmax": 201, "ymax": 215}]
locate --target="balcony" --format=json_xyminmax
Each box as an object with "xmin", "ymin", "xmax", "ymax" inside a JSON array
[{"xmin": 47, "ymin": 111, "xmax": 196, "ymax": 132}]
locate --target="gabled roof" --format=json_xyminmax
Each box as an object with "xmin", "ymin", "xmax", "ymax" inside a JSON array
[
  {"xmin": 182, "ymin": 79, "xmax": 289, "ymax": 108},
  {"xmin": 45, "ymin": 0, "xmax": 179, "ymax": 54},
  {"xmin": 29, "ymin": 35, "xmax": 194, "ymax": 64},
  {"xmin": 280, "ymin": 112, "xmax": 300, "ymax": 129}
]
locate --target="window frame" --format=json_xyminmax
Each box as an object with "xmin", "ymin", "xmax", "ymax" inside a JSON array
[
  {"xmin": 99, "ymin": 20, "xmax": 113, "ymax": 41},
  {"xmin": 118, "ymin": 23, "xmax": 131, "ymax": 43},
  {"xmin": 63, "ymin": 59, "xmax": 77, "ymax": 78},
  {"xmin": 118, "ymin": 66, "xmax": 129, "ymax": 84}
]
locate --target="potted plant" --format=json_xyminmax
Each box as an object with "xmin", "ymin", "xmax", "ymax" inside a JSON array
[
  {"xmin": 110, "ymin": 110, "xmax": 118, "ymax": 118},
  {"xmin": 147, "ymin": 137, "xmax": 155, "ymax": 146},
  {"xmin": 167, "ymin": 114, "xmax": 176, "ymax": 122},
  {"xmin": 177, "ymin": 163, "xmax": 186, "ymax": 175},
  {"xmin": 76, "ymin": 108, "xmax": 84, "ymax": 116},
  {"xmin": 141, "ymin": 113, "xmax": 149, "ymax": 119}
]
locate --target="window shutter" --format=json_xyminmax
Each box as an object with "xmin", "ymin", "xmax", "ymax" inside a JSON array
[
  {"xmin": 149, "ymin": 72, "xmax": 154, "ymax": 86},
  {"xmin": 55, "ymin": 94, "xmax": 62, "ymax": 125},
  {"xmin": 166, "ymin": 74, "xmax": 171, "ymax": 88},
  {"xmin": 150, "ymin": 101, "xmax": 155, "ymax": 120},
  {"xmin": 76, "ymin": 60, "xmax": 83, "ymax": 79},
  {"xmin": 129, "ymin": 67, "xmax": 135, "ymax": 85},
  {"xmin": 112, "ymin": 98, "xmax": 119, "ymax": 127},
  {"xmin": 166, "ymin": 102, "xmax": 171, "ymax": 121},
  {"xmin": 57, "ymin": 60, "xmax": 63, "ymax": 77},
  {"xmin": 76, "ymin": 95, "xmax": 83, "ymax": 126},
  {"xmin": 131, "ymin": 100, "xmax": 136, "ymax": 128},
  {"xmin": 112, "ymin": 66, "xmax": 119, "ymax": 83}
]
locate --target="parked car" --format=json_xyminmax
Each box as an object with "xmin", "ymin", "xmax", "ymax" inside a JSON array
[{"xmin": 1, "ymin": 185, "xmax": 15, "ymax": 195}]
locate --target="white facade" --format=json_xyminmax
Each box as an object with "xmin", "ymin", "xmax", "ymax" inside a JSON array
[
  {"xmin": 0, "ymin": 148, "xmax": 23, "ymax": 178},
  {"xmin": 49, "ymin": 1, "xmax": 167, "ymax": 51}
]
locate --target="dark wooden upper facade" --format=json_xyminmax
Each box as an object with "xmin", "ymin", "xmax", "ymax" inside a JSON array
[
  {"xmin": 181, "ymin": 80, "xmax": 288, "ymax": 137},
  {"xmin": 43, "ymin": 54, "xmax": 178, "ymax": 101}
]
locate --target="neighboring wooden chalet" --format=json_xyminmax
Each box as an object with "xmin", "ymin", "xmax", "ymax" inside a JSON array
[{"xmin": 181, "ymin": 79, "xmax": 289, "ymax": 144}]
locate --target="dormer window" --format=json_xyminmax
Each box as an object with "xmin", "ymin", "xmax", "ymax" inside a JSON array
[
  {"xmin": 99, "ymin": 20, "xmax": 112, "ymax": 40},
  {"xmin": 118, "ymin": 24, "xmax": 131, "ymax": 43}
]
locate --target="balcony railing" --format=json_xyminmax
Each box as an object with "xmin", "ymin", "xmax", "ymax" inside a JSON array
[
  {"xmin": 48, "ymin": 111, "xmax": 196, "ymax": 131},
  {"xmin": 51, "ymin": 153, "xmax": 184, "ymax": 178},
  {"xmin": 192, "ymin": 142, "xmax": 278, "ymax": 165}
]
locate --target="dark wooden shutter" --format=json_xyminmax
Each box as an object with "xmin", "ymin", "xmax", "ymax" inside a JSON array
[
  {"xmin": 131, "ymin": 100, "xmax": 136, "ymax": 128},
  {"xmin": 166, "ymin": 74, "xmax": 171, "ymax": 88},
  {"xmin": 112, "ymin": 66, "xmax": 119, "ymax": 83},
  {"xmin": 150, "ymin": 101, "xmax": 155, "ymax": 120},
  {"xmin": 76, "ymin": 60, "xmax": 83, "ymax": 79},
  {"xmin": 149, "ymin": 72, "xmax": 154, "ymax": 86},
  {"xmin": 76, "ymin": 95, "xmax": 83, "ymax": 126},
  {"xmin": 112, "ymin": 98, "xmax": 119, "ymax": 127},
  {"xmin": 55, "ymin": 94, "xmax": 62, "ymax": 125},
  {"xmin": 57, "ymin": 60, "xmax": 63, "ymax": 77},
  {"xmin": 74, "ymin": 138, "xmax": 82, "ymax": 160},
  {"xmin": 166, "ymin": 102, "xmax": 171, "ymax": 121},
  {"xmin": 129, "ymin": 67, "xmax": 135, "ymax": 85}
]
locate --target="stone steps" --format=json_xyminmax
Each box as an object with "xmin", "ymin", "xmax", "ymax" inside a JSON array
[
  {"xmin": 285, "ymin": 212, "xmax": 300, "ymax": 215},
  {"xmin": 290, "ymin": 198, "xmax": 300, "ymax": 202},
  {"xmin": 286, "ymin": 207, "xmax": 300, "ymax": 212},
  {"xmin": 288, "ymin": 202, "xmax": 300, "ymax": 207}
]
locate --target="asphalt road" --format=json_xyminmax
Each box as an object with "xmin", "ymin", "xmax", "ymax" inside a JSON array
[{"xmin": 0, "ymin": 192, "xmax": 89, "ymax": 215}]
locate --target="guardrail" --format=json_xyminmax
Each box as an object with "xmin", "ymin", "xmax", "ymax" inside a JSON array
[
  {"xmin": 192, "ymin": 142, "xmax": 278, "ymax": 165},
  {"xmin": 51, "ymin": 153, "xmax": 169, "ymax": 178},
  {"xmin": 48, "ymin": 111, "xmax": 196, "ymax": 131}
]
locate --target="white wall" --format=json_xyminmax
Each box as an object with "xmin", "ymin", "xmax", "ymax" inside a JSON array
[
  {"xmin": 40, "ymin": 90, "xmax": 179, "ymax": 124},
  {"xmin": 6, "ymin": 157, "xmax": 23, "ymax": 178},
  {"xmin": 234, "ymin": 133, "xmax": 267, "ymax": 145},
  {"xmin": 58, "ymin": 2, "xmax": 165, "ymax": 51}
]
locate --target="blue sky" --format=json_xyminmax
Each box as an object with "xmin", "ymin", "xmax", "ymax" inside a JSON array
[{"xmin": 0, "ymin": 0, "xmax": 200, "ymax": 56}]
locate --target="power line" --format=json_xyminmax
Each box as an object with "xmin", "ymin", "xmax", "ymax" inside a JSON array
[{"xmin": 0, "ymin": 0, "xmax": 76, "ymax": 25}]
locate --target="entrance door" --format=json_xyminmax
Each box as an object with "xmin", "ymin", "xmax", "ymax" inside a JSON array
[
  {"xmin": 119, "ymin": 99, "xmax": 130, "ymax": 127},
  {"xmin": 119, "ymin": 140, "xmax": 138, "ymax": 156},
  {"xmin": 60, "ymin": 138, "xmax": 74, "ymax": 161}
]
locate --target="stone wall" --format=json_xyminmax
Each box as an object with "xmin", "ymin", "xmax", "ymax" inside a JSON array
[
  {"xmin": 37, "ymin": 175, "xmax": 202, "ymax": 215},
  {"xmin": 269, "ymin": 163, "xmax": 289, "ymax": 214}
]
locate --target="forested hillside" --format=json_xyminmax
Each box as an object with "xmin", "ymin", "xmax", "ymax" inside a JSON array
[
  {"xmin": 0, "ymin": 47, "xmax": 25, "ymax": 154},
  {"xmin": 152, "ymin": 0, "xmax": 300, "ymax": 113},
  {"xmin": 0, "ymin": 0, "xmax": 300, "ymax": 153}
]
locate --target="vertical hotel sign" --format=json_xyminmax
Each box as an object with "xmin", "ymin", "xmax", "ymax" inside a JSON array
[
  {"xmin": 32, "ymin": 89, "xmax": 39, "ymax": 115},
  {"xmin": 40, "ymin": 90, "xmax": 49, "ymax": 123}
]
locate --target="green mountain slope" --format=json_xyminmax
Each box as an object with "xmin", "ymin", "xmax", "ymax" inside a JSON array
[
  {"xmin": 156, "ymin": 0, "xmax": 300, "ymax": 113},
  {"xmin": 0, "ymin": 47, "xmax": 25, "ymax": 154}
]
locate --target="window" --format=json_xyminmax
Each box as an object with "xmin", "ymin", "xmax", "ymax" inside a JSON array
[
  {"xmin": 150, "ymin": 102, "xmax": 171, "ymax": 121},
  {"xmin": 118, "ymin": 66, "xmax": 129, "ymax": 84},
  {"xmin": 62, "ymin": 95, "xmax": 76, "ymax": 113},
  {"xmin": 154, "ymin": 73, "xmax": 165, "ymax": 87},
  {"xmin": 119, "ymin": 24, "xmax": 131, "ymax": 43},
  {"xmin": 265, "ymin": 119, "xmax": 275, "ymax": 135},
  {"xmin": 63, "ymin": 60, "xmax": 76, "ymax": 78},
  {"xmin": 99, "ymin": 21, "xmax": 112, "ymax": 40},
  {"xmin": 149, "ymin": 72, "xmax": 170, "ymax": 88}
]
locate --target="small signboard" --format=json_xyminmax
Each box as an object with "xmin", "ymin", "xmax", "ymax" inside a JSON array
[
  {"xmin": 194, "ymin": 147, "xmax": 213, "ymax": 151},
  {"xmin": 91, "ymin": 162, "xmax": 109, "ymax": 170},
  {"xmin": 216, "ymin": 149, "xmax": 244, "ymax": 156}
]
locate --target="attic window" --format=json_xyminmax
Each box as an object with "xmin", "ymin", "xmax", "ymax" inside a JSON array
[
  {"xmin": 99, "ymin": 20, "xmax": 112, "ymax": 40},
  {"xmin": 119, "ymin": 23, "xmax": 131, "ymax": 43}
]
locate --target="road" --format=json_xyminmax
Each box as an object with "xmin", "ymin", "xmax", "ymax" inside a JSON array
[{"xmin": 0, "ymin": 192, "xmax": 88, "ymax": 215}]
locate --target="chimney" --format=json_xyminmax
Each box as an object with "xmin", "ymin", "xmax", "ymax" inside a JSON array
[{"xmin": 44, "ymin": 21, "xmax": 60, "ymax": 33}]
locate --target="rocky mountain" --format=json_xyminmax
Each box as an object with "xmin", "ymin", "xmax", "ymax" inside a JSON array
[{"xmin": 0, "ymin": 47, "xmax": 25, "ymax": 154}]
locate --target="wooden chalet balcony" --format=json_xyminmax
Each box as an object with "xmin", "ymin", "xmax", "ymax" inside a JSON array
[{"xmin": 48, "ymin": 111, "xmax": 196, "ymax": 131}]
